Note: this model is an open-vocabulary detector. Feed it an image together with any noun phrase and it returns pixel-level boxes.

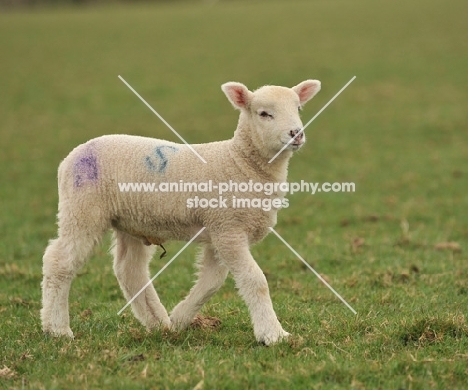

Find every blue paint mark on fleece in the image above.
[145,145,178,173]
[74,151,98,187]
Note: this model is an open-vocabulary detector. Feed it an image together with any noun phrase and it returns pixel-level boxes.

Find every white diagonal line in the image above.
[117,227,206,315]
[268,76,356,164]
[301,76,356,133]
[118,75,207,164]
[269,227,357,315]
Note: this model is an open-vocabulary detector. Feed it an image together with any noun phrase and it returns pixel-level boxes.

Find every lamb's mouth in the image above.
[282,141,304,150]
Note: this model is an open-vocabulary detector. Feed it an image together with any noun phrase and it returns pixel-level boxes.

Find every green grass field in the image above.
[1,0,468,388]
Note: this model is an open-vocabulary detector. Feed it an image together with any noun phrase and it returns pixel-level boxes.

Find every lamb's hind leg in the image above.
[170,244,229,330]
[112,230,170,330]
[41,233,97,338]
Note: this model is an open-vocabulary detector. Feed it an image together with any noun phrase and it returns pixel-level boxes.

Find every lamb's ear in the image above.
[221,82,253,110]
[292,80,321,105]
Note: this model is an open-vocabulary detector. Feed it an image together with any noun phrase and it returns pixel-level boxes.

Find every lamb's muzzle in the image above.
[289,128,304,145]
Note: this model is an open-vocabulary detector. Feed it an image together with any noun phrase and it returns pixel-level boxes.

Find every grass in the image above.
[1,0,468,388]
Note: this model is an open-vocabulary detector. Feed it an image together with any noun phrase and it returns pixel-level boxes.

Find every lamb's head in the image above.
[222,80,321,159]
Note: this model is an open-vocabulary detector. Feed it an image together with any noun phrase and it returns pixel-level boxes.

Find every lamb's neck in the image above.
[228,116,291,183]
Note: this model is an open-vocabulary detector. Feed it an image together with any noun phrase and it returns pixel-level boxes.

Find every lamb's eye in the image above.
[259,111,272,118]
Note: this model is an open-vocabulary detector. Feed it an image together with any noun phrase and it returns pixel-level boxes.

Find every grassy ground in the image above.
[1,0,468,388]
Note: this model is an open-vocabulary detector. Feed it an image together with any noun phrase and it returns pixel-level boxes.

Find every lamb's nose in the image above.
[290,129,303,141]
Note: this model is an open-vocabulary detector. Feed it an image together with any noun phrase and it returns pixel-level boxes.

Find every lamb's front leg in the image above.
[170,244,229,330]
[216,237,290,345]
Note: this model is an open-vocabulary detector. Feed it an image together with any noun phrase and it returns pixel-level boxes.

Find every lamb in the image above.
[41,79,321,345]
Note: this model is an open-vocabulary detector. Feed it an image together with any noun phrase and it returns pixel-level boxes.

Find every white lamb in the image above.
[41,79,321,345]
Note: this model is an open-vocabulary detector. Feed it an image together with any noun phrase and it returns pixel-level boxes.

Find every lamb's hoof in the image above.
[257,329,290,346]
[169,314,193,331]
[146,318,172,332]
[169,320,188,332]
[43,326,74,339]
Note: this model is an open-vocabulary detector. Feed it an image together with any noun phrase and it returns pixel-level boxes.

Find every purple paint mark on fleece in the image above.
[73,150,98,187]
